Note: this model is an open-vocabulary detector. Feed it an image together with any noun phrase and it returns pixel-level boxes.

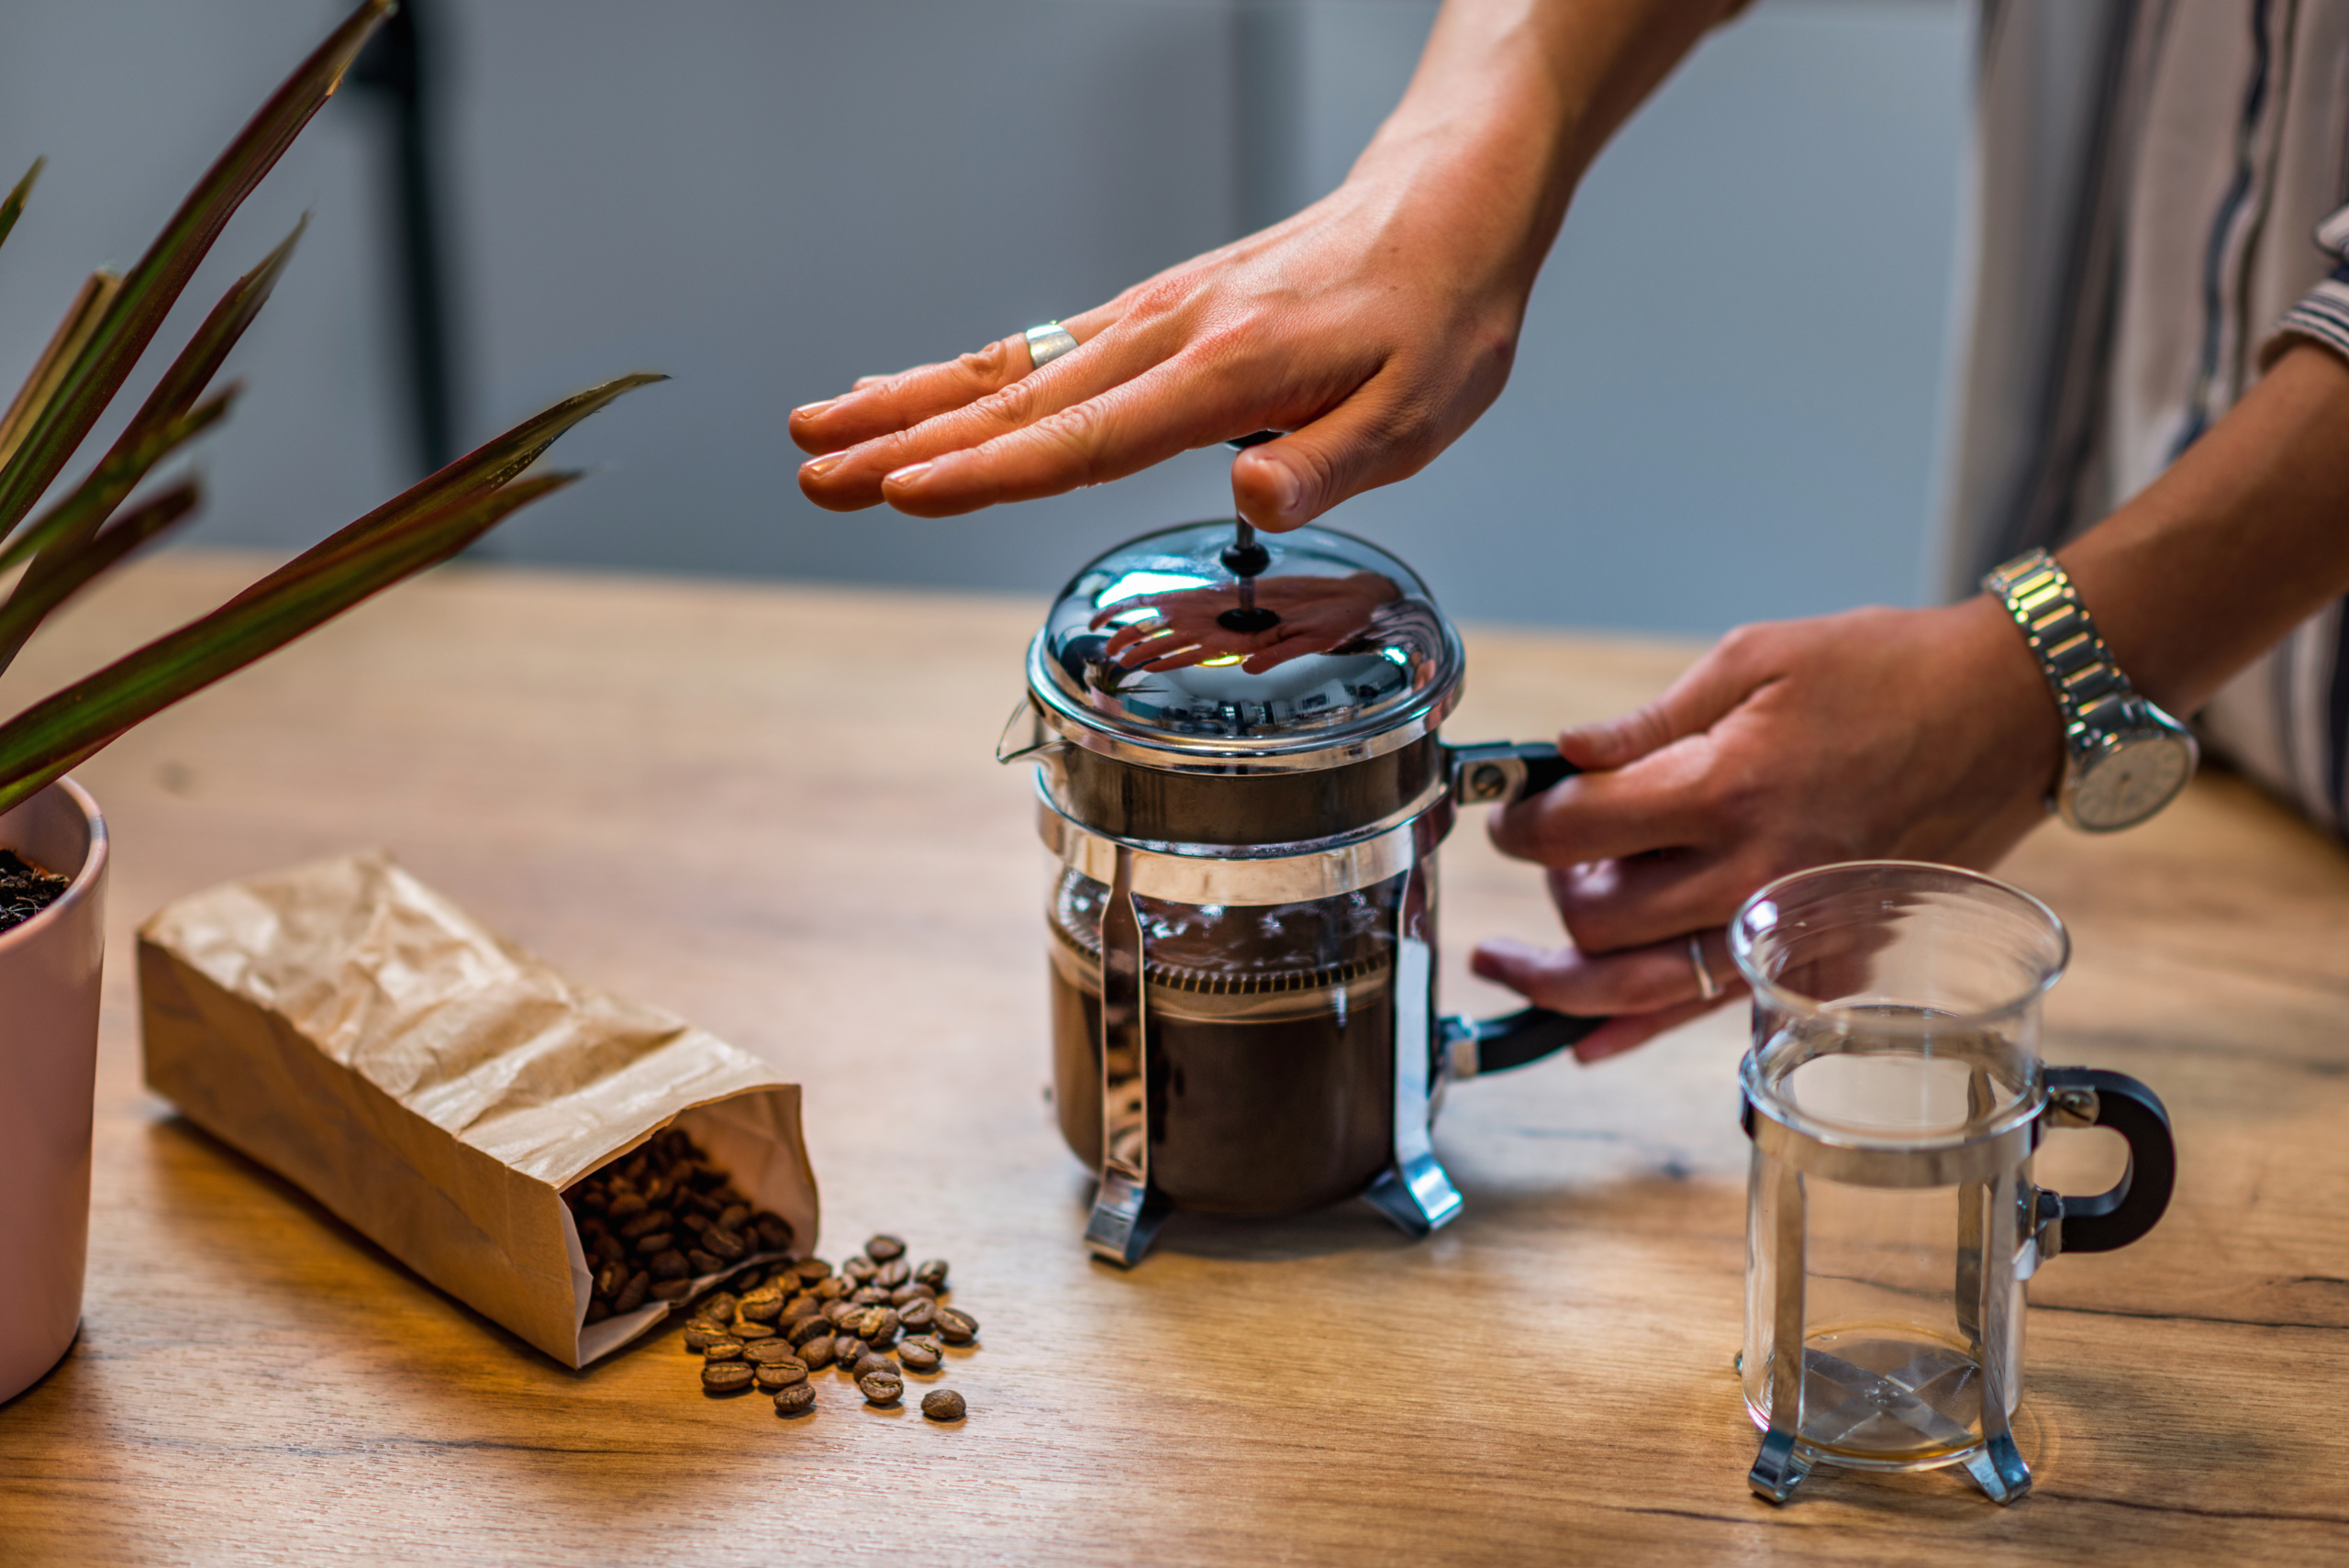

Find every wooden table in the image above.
[3,553,2347,1565]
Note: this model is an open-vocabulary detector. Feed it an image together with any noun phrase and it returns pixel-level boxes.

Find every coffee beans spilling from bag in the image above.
[680,1231,973,1423]
[562,1129,797,1322]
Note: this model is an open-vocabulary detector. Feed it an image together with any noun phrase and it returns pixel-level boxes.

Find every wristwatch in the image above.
[1982,548,2199,833]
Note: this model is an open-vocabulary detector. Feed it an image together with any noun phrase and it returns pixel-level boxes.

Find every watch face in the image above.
[2072,734,2195,829]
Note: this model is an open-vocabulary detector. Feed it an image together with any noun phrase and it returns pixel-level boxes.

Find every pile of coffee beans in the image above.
[682,1231,974,1423]
[562,1129,796,1322]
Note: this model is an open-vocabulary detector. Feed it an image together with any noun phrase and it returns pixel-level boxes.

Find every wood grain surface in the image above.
[1,552,2345,1566]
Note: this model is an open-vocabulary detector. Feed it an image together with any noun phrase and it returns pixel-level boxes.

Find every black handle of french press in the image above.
[1468,1006,1609,1073]
[1513,742,1578,797]
[2042,1066,2176,1254]
[1451,743,1598,1067]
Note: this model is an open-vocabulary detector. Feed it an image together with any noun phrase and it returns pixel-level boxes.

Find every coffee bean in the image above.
[738,1289,785,1323]
[618,1210,667,1240]
[702,1337,745,1362]
[858,1370,904,1406]
[594,1234,626,1266]
[704,1291,740,1323]
[852,1286,892,1307]
[607,1192,647,1219]
[702,1362,755,1395]
[896,1338,942,1373]
[686,1249,724,1275]
[933,1307,977,1345]
[864,1234,907,1262]
[842,1257,876,1284]
[730,1319,778,1342]
[794,1259,833,1284]
[897,1299,937,1334]
[782,1293,816,1320]
[684,1324,734,1351]
[634,1231,674,1256]
[649,1249,689,1281]
[612,1270,650,1313]
[744,1339,804,1367]
[874,1260,911,1290]
[786,1316,832,1347]
[584,1299,611,1325]
[754,1360,809,1393]
[649,1278,693,1301]
[754,1216,795,1251]
[851,1351,896,1381]
[812,1277,848,1301]
[799,1335,837,1370]
[704,1225,748,1262]
[920,1389,966,1422]
[718,1203,751,1231]
[855,1307,901,1349]
[595,1261,627,1298]
[914,1259,950,1290]
[774,1383,817,1417]
[834,1336,868,1364]
[679,1211,711,1236]
[822,1298,859,1326]
[890,1283,937,1307]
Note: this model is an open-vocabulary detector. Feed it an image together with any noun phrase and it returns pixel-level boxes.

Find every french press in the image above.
[998,518,1598,1265]
[1732,861,2175,1504]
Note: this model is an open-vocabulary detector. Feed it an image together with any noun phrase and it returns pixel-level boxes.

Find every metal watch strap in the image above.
[1980,549,2143,752]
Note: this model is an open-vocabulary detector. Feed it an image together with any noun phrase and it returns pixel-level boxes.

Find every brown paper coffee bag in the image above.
[138,850,816,1367]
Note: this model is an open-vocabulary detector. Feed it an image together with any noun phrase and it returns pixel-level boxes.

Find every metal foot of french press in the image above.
[1364,863,1464,1237]
[1085,1169,1167,1267]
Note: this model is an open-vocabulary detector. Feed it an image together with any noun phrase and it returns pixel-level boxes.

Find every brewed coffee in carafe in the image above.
[1047,867,1408,1214]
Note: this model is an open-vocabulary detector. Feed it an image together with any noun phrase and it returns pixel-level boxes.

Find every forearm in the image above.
[2061,342,2349,715]
[1352,0,1751,303]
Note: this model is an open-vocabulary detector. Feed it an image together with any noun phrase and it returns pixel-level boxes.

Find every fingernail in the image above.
[792,398,836,419]
[1267,462,1300,517]
[799,452,847,480]
[885,461,933,487]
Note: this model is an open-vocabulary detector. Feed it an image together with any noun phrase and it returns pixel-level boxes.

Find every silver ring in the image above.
[1024,322,1079,371]
[1689,933,1720,1002]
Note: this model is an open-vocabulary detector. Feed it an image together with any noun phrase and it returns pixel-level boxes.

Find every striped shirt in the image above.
[1940,0,2349,829]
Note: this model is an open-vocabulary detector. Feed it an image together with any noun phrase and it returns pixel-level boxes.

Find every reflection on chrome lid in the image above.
[1035,520,1464,757]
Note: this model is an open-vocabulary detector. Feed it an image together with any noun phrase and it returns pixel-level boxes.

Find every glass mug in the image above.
[1731,862,2175,1505]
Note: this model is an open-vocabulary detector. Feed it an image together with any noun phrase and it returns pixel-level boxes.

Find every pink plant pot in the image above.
[0,777,107,1405]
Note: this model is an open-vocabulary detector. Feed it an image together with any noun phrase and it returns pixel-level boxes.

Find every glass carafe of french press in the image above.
[1000,519,1598,1265]
[1732,861,2176,1504]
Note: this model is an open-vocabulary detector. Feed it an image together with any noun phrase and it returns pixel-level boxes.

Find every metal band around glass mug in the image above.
[1024,322,1079,371]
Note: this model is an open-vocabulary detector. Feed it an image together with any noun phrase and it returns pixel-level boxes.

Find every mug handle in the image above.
[2042,1066,2176,1253]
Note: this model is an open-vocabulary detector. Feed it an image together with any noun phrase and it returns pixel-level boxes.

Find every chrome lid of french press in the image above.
[1027,519,1465,771]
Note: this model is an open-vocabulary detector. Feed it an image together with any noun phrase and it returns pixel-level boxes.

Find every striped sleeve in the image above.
[2261,204,2349,367]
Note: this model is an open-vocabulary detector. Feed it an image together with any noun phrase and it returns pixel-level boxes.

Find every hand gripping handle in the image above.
[2043,1066,2176,1253]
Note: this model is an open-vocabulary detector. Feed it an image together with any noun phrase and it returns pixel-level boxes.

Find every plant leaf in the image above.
[0,387,234,578]
[4,221,304,626]
[0,481,200,675]
[0,470,576,815]
[0,271,121,473]
[0,0,392,550]
[0,159,42,260]
[220,371,663,604]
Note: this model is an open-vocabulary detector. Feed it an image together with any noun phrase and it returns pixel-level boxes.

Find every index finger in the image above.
[789,334,1034,456]
[1487,736,1721,867]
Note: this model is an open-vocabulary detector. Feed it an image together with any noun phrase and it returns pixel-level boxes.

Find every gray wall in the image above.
[0,0,1970,635]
